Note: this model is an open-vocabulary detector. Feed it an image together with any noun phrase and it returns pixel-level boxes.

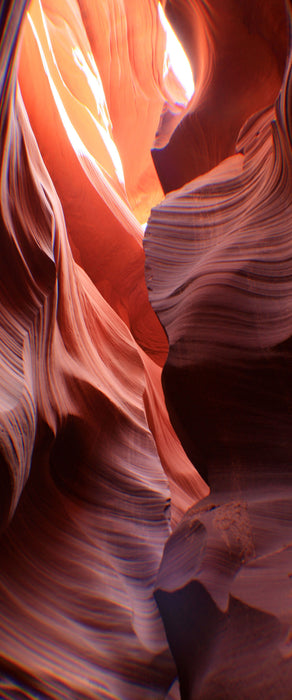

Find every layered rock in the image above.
[1,0,292,697]
[153,0,288,192]
[0,1,204,698]
[145,1,292,697]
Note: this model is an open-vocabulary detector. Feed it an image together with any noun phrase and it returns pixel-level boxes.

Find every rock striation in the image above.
[145,1,292,697]
[1,0,292,698]
[0,1,204,698]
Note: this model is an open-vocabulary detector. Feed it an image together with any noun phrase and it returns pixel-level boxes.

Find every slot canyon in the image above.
[0,1,291,698]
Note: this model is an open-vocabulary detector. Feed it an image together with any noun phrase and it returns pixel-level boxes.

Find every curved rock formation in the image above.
[145,1,292,697]
[0,1,205,698]
[153,0,288,192]
[1,0,292,697]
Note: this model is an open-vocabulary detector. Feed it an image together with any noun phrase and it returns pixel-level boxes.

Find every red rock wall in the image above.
[145,1,292,698]
[0,0,291,698]
[0,1,205,697]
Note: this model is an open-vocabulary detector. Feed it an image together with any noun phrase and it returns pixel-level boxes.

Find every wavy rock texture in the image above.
[1,0,292,699]
[145,1,292,698]
[153,0,288,191]
[0,1,205,698]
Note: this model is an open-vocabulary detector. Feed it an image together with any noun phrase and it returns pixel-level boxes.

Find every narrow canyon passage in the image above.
[0,1,291,699]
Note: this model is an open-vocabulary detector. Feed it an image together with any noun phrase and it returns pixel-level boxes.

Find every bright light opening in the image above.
[158,2,195,105]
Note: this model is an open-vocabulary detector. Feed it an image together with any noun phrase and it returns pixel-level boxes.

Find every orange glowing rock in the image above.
[0,0,291,698]
[0,1,204,697]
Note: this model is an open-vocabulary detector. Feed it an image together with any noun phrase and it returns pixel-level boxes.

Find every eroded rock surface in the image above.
[145,1,292,697]
[0,1,204,697]
[0,0,291,698]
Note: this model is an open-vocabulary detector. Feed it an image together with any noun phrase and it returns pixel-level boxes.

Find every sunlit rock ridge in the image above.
[0,1,291,699]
